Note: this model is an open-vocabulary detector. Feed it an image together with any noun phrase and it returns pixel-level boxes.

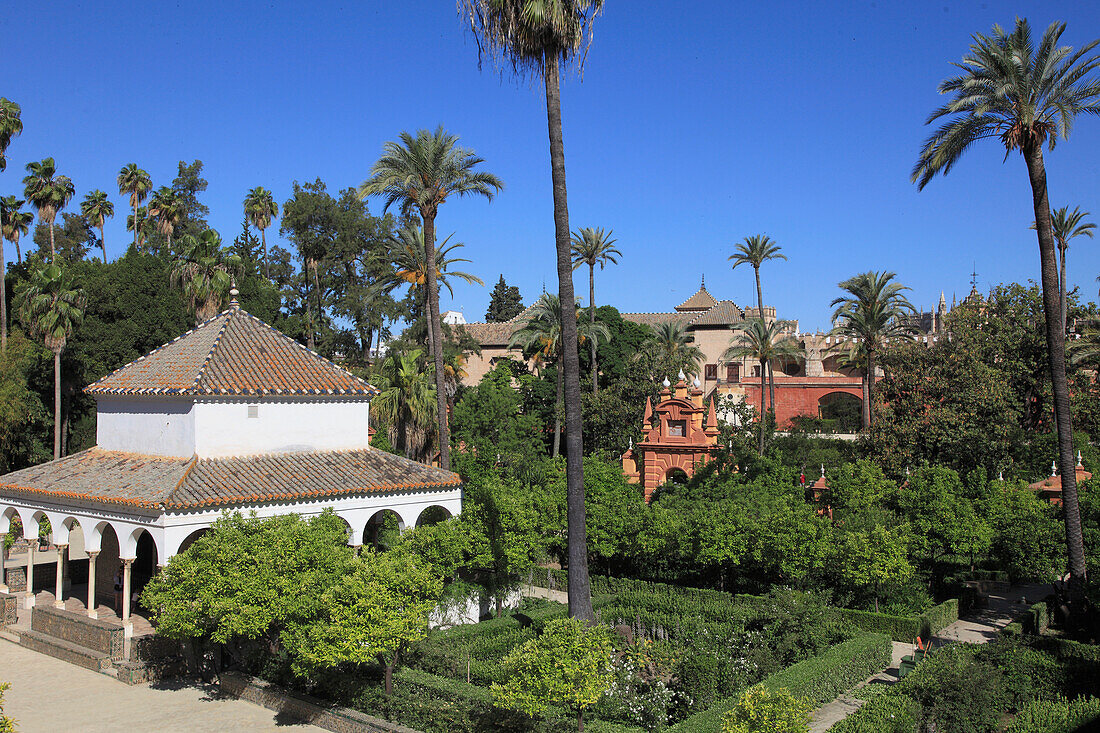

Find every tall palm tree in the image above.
[80,190,114,263]
[169,229,241,324]
[461,0,604,622]
[0,98,22,173]
[1,195,31,264]
[912,19,1100,595]
[1,197,28,352]
[723,318,802,454]
[147,186,183,253]
[829,271,915,429]
[570,226,620,394]
[372,349,437,462]
[117,164,152,251]
[729,234,787,413]
[126,206,150,251]
[1031,206,1095,333]
[358,126,502,472]
[17,263,85,459]
[22,158,75,261]
[510,293,609,458]
[387,224,484,353]
[640,320,704,379]
[243,186,278,279]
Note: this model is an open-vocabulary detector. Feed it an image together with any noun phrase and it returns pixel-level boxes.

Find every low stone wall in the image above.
[5,567,26,593]
[116,635,186,685]
[219,672,420,733]
[31,605,124,660]
[1,592,16,626]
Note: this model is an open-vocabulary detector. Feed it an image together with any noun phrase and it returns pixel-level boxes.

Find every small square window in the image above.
[668,420,686,437]
[705,364,717,380]
[247,404,259,419]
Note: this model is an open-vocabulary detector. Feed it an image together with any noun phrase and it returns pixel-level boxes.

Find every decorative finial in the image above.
[662,376,671,388]
[1052,460,1058,477]
[229,282,240,308]
[1078,450,1083,466]
[905,466,910,477]
[998,470,1003,481]
[820,464,825,478]
[628,437,633,450]
[693,376,701,388]
[701,273,706,290]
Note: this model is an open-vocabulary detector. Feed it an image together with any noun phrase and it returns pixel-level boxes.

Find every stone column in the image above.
[86,551,99,618]
[54,544,67,609]
[24,544,35,609]
[121,558,134,638]
[0,534,7,594]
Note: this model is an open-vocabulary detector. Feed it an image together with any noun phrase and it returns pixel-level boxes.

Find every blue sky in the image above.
[4,1,1100,331]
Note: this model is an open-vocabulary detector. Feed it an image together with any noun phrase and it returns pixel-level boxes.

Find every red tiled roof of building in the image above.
[85,306,378,397]
[0,447,460,510]
[675,285,719,312]
[689,300,745,327]
[457,306,536,347]
[620,312,695,327]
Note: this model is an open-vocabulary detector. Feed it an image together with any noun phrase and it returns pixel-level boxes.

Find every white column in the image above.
[121,558,134,638]
[24,544,35,609]
[54,544,67,609]
[86,551,99,618]
[0,534,7,594]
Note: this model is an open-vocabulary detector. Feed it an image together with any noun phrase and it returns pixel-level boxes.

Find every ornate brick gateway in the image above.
[621,374,720,501]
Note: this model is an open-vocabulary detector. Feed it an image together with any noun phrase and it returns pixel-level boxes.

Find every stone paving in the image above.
[0,639,320,732]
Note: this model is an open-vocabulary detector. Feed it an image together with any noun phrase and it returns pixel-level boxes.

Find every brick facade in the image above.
[741,377,863,428]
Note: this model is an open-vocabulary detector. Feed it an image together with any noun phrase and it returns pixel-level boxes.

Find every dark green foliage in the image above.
[762,633,892,705]
[1006,696,1100,733]
[485,275,524,322]
[452,360,544,462]
[31,213,94,264]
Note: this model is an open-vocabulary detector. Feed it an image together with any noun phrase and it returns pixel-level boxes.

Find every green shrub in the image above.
[903,645,1005,733]
[921,598,959,635]
[826,607,923,642]
[830,694,920,733]
[720,684,811,733]
[1020,602,1050,635]
[1005,696,1100,733]
[762,633,892,705]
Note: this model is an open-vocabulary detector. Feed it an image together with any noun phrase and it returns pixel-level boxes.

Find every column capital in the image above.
[86,550,100,558]
[120,557,135,566]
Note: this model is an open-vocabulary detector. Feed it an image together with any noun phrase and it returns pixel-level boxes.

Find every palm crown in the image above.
[722,318,802,366]
[17,263,86,353]
[0,98,23,172]
[460,0,604,73]
[244,186,279,278]
[509,292,609,364]
[570,227,620,270]
[371,349,437,462]
[117,163,152,251]
[170,229,242,324]
[80,190,115,263]
[148,186,183,252]
[1,196,32,263]
[23,157,75,260]
[642,320,704,379]
[1048,206,1096,253]
[388,225,484,297]
[829,271,915,348]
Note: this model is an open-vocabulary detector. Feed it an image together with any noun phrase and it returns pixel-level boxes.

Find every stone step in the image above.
[19,629,112,673]
[0,628,20,644]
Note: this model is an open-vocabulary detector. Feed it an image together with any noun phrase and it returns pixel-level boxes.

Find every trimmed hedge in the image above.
[921,598,958,636]
[830,694,920,733]
[1006,696,1100,733]
[827,607,923,642]
[1021,601,1050,636]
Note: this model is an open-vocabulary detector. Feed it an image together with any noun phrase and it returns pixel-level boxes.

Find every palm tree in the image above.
[127,206,150,251]
[510,293,609,458]
[117,164,152,252]
[147,186,183,253]
[22,158,75,261]
[0,98,22,173]
[723,318,802,454]
[912,19,1100,596]
[371,349,437,462]
[1,195,31,264]
[1031,207,1095,333]
[640,320,704,379]
[358,126,502,473]
[243,186,278,279]
[460,0,604,622]
[1068,319,1100,368]
[729,234,787,413]
[17,263,85,459]
[829,271,915,429]
[80,190,114,263]
[570,226,620,394]
[169,229,241,324]
[386,224,484,353]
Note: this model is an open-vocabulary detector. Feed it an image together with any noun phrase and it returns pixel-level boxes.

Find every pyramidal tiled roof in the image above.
[0,448,460,510]
[675,285,719,312]
[690,300,745,326]
[85,305,378,397]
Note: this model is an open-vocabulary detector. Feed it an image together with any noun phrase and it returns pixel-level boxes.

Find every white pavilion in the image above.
[0,295,462,636]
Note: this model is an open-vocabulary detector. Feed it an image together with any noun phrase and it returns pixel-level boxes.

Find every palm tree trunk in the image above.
[754,267,775,412]
[1,237,6,354]
[53,348,62,459]
[1024,144,1086,594]
[100,223,107,263]
[861,371,870,430]
[1059,244,1067,334]
[133,201,139,251]
[262,227,270,280]
[589,263,597,394]
[15,235,21,264]
[553,364,563,458]
[544,50,593,622]
[865,350,876,429]
[422,213,451,472]
[49,218,56,261]
[758,358,766,454]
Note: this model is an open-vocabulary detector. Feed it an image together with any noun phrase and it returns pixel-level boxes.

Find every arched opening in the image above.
[131,531,158,616]
[96,524,121,613]
[61,518,88,604]
[176,528,209,556]
[780,359,803,376]
[819,392,862,433]
[416,506,452,528]
[363,509,404,550]
[664,468,689,485]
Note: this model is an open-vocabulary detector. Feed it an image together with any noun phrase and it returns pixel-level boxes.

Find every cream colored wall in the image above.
[464,346,536,385]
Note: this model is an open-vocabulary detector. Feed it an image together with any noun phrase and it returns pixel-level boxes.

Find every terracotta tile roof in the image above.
[85,306,378,397]
[690,300,745,327]
[621,312,695,328]
[0,448,461,510]
[675,286,719,312]
[459,306,535,347]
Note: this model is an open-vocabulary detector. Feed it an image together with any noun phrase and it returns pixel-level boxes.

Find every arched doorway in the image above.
[132,531,158,614]
[363,510,404,550]
[664,468,689,485]
[96,524,121,613]
[818,392,862,432]
[416,506,451,528]
[176,528,209,556]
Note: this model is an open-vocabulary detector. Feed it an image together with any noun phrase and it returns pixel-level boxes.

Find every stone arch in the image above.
[131,530,160,612]
[363,509,405,549]
[60,517,88,556]
[415,506,452,528]
[0,505,24,535]
[333,515,356,546]
[94,524,121,612]
[664,467,690,485]
[29,510,50,545]
[175,528,209,556]
[818,391,862,432]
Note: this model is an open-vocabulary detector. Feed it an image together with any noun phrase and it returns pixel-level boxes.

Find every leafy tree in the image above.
[888,466,991,569]
[169,229,241,324]
[285,549,442,694]
[147,186,183,254]
[0,97,22,172]
[485,274,524,322]
[371,349,436,461]
[1,195,31,265]
[912,18,1100,598]
[730,234,787,411]
[22,157,75,261]
[833,525,912,612]
[460,0,605,622]
[571,226,620,394]
[170,160,210,239]
[117,163,152,251]
[1031,206,1094,332]
[281,178,337,350]
[988,483,1065,583]
[723,318,802,453]
[243,186,278,279]
[79,190,114,263]
[359,127,502,473]
[640,320,703,382]
[492,617,615,731]
[451,359,543,462]
[16,263,84,459]
[592,305,651,387]
[829,271,915,429]
[31,212,95,264]
[722,683,811,733]
[0,335,50,472]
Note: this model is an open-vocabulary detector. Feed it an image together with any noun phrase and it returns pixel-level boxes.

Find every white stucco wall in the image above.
[95,397,196,457]
[193,397,371,458]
